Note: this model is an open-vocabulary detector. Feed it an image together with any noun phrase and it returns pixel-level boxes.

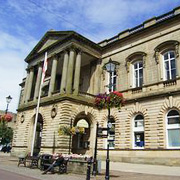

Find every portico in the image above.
[20,32,101,105]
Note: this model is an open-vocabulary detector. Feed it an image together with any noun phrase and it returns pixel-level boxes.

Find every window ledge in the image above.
[132,87,142,94]
[163,79,177,87]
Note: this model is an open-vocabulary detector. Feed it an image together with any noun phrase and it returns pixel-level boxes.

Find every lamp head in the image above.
[103,58,119,73]
[6,95,12,104]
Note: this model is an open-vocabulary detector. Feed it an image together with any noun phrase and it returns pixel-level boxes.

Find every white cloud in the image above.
[0,31,37,113]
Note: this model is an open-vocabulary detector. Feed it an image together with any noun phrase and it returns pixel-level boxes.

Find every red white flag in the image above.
[41,52,48,84]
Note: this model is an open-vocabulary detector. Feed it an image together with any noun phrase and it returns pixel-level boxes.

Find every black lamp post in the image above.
[103,58,119,180]
[5,95,12,114]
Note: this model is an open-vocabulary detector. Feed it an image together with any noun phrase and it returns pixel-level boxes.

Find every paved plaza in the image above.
[0,153,180,180]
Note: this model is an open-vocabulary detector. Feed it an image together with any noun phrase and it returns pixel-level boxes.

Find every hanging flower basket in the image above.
[95,91,125,110]
[58,125,85,136]
[0,114,13,122]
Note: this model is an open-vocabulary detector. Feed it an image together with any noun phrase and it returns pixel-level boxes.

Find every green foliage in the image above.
[0,121,13,145]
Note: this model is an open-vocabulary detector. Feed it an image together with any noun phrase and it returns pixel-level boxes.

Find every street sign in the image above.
[97,127,108,138]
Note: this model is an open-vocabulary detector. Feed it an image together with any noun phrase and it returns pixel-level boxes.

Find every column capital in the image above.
[63,49,69,54]
[28,66,34,71]
[37,61,43,67]
[69,45,77,52]
[51,53,59,60]
[76,48,83,55]
[26,67,30,73]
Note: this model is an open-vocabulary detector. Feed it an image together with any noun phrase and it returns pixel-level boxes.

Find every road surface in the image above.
[0,169,40,180]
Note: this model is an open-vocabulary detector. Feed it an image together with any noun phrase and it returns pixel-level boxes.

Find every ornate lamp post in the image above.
[103,58,119,180]
[5,95,12,114]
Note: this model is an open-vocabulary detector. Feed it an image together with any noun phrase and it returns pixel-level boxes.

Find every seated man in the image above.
[42,153,64,174]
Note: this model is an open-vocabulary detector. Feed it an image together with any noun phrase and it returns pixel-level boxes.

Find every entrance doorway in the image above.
[72,119,90,154]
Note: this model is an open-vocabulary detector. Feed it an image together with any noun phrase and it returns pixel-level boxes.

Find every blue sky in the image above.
[0,0,180,113]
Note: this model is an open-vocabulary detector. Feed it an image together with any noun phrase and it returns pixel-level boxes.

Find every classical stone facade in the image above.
[12,6,180,165]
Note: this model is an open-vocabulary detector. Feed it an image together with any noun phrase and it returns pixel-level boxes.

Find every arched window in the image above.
[166,110,180,148]
[125,52,146,88]
[154,40,179,81]
[133,114,144,148]
[163,51,176,80]
[133,61,143,87]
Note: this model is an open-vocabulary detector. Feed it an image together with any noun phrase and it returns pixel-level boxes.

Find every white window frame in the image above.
[133,61,143,88]
[163,51,176,80]
[166,110,180,149]
[133,114,144,149]
[107,71,117,93]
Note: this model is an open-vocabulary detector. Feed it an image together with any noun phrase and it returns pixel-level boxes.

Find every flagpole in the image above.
[30,52,47,156]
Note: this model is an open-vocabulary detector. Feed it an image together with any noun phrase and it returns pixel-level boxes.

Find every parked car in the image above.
[0,143,11,153]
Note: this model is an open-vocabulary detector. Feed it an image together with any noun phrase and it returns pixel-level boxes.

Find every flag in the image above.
[41,52,48,84]
[31,52,47,156]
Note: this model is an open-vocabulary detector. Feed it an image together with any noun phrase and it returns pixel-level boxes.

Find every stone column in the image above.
[60,50,69,94]
[48,54,58,97]
[73,50,82,95]
[25,66,34,102]
[33,62,43,101]
[22,69,30,103]
[66,48,75,94]
[94,60,101,95]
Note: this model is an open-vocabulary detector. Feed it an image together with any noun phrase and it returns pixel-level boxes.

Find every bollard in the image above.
[86,158,92,180]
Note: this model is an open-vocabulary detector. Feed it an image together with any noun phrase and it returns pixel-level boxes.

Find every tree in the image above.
[0,114,13,145]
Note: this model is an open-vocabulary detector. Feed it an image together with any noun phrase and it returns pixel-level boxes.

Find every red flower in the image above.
[0,114,13,122]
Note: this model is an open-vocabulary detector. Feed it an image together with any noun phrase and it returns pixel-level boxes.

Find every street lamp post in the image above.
[103,58,119,180]
[5,95,12,114]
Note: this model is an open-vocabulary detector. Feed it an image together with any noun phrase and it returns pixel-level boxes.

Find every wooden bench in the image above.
[18,154,40,168]
[40,154,68,174]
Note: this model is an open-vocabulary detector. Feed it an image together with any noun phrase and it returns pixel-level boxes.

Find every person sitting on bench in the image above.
[42,153,64,174]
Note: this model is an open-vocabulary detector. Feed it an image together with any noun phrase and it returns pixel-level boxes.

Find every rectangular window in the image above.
[163,51,176,80]
[133,61,143,88]
[107,72,117,92]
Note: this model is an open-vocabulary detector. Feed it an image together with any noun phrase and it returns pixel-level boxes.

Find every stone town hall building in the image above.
[12,7,180,166]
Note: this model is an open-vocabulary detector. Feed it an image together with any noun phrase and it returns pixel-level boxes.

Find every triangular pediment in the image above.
[38,34,67,52]
[25,31,75,62]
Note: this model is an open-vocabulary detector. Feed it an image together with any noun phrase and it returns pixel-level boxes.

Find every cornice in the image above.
[25,32,102,63]
[17,94,95,112]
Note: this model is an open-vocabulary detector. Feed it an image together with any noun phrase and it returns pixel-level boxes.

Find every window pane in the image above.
[136,78,138,87]
[164,53,168,60]
[134,132,144,147]
[168,110,179,116]
[165,61,169,70]
[135,115,144,120]
[139,77,143,87]
[170,51,175,58]
[166,70,170,80]
[171,59,176,69]
[171,69,176,79]
[139,62,143,68]
[109,141,115,148]
[135,120,144,127]
[139,69,143,78]
[168,117,180,124]
[168,129,180,147]
[134,63,138,69]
